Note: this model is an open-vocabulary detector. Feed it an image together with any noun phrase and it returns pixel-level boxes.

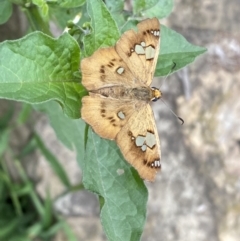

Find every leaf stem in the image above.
[22,4,52,35]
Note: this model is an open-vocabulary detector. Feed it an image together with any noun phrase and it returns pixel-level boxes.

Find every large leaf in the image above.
[105,0,126,27]
[0,32,85,119]
[83,129,148,241]
[105,0,124,13]
[83,0,120,57]
[81,0,149,240]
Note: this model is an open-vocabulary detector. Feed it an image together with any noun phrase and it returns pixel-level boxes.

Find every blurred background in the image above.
[0,0,239,240]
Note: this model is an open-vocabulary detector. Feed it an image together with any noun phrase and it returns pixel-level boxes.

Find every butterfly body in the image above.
[81,18,161,181]
[91,86,161,102]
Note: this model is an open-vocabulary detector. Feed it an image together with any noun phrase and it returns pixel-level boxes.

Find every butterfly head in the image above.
[151,87,162,102]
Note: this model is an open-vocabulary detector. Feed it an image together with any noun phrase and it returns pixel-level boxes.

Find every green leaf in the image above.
[133,0,173,18]
[0,32,85,119]
[57,0,86,8]
[105,0,124,12]
[156,25,207,76]
[83,129,148,241]
[105,0,126,27]
[41,191,54,229]
[120,19,139,33]
[0,0,12,24]
[141,0,173,18]
[83,0,120,57]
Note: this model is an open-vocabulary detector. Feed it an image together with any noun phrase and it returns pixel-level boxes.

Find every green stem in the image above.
[22,4,52,35]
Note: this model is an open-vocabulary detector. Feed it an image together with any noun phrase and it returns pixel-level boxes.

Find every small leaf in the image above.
[133,0,173,18]
[156,25,207,76]
[0,0,12,24]
[120,19,139,33]
[105,0,124,12]
[141,0,173,18]
[105,0,125,27]
[34,133,71,188]
[0,32,85,119]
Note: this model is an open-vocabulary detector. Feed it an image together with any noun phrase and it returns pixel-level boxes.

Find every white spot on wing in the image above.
[135,136,145,147]
[141,144,147,152]
[117,67,124,74]
[150,160,161,168]
[117,111,125,120]
[145,131,156,148]
[145,46,155,60]
[135,44,145,54]
[154,160,160,167]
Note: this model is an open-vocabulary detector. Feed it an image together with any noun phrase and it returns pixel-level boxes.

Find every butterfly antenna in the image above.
[160,62,177,89]
[160,98,184,125]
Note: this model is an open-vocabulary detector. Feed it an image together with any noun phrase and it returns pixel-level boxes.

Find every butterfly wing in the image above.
[115,18,160,86]
[81,94,137,139]
[81,47,141,91]
[116,104,161,182]
[82,95,161,181]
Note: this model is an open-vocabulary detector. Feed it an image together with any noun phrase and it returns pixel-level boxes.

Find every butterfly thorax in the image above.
[91,86,162,102]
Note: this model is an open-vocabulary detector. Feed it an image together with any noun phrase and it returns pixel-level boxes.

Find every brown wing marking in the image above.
[81,47,140,91]
[81,94,137,140]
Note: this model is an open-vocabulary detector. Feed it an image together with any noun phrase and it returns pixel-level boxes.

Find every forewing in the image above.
[115,18,160,86]
[81,47,140,91]
[81,94,137,140]
[116,104,161,181]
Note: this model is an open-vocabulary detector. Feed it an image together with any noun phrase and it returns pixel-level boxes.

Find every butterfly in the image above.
[81,18,161,181]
